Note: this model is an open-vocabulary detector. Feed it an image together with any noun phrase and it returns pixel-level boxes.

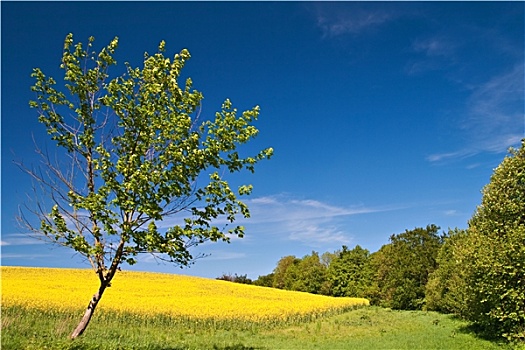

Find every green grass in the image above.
[1,305,514,350]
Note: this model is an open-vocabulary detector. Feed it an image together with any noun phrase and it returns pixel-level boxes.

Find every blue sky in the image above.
[2,2,524,279]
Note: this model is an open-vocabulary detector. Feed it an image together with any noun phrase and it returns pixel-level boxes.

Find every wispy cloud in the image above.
[465,64,524,135]
[1,253,52,259]
[202,251,247,261]
[406,36,458,75]
[310,3,402,37]
[242,195,400,247]
[1,233,46,246]
[412,36,457,58]
[428,64,524,163]
[155,194,402,247]
[246,196,380,223]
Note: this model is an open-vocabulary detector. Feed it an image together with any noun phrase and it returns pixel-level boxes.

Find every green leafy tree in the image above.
[272,255,298,289]
[425,228,470,315]
[367,246,391,306]
[376,225,443,310]
[460,141,525,340]
[288,251,328,294]
[327,245,374,298]
[21,34,272,339]
[253,273,274,287]
[216,273,252,284]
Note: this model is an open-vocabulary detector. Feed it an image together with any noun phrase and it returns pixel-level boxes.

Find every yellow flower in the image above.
[1,266,368,324]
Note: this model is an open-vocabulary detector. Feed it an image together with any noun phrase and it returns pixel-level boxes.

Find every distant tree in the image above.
[272,256,297,289]
[288,251,327,294]
[321,250,339,268]
[216,273,252,284]
[367,247,389,306]
[377,225,443,310]
[425,228,470,315]
[253,273,274,287]
[20,34,272,339]
[459,141,525,341]
[327,245,374,298]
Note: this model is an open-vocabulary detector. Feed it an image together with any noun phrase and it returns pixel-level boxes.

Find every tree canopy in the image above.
[462,141,525,340]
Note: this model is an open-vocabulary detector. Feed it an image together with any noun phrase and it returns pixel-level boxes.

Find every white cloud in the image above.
[310,3,401,37]
[1,253,52,259]
[242,195,398,247]
[203,251,247,261]
[406,36,458,75]
[428,64,524,163]
[158,195,403,248]
[287,222,350,246]
[1,233,46,246]
[465,65,524,135]
[412,37,456,58]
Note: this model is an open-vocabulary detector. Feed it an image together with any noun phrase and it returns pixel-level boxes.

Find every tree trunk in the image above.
[70,283,107,339]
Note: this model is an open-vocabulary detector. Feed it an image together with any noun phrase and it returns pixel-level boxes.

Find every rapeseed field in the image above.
[1,266,368,326]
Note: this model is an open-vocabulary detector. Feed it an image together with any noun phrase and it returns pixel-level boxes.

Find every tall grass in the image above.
[2,305,512,350]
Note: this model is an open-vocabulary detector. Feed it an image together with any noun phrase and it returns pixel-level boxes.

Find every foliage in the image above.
[459,141,525,341]
[216,273,253,284]
[268,252,329,294]
[374,225,443,310]
[23,33,272,337]
[272,256,299,289]
[287,252,328,294]
[425,228,470,316]
[327,245,374,298]
[253,273,274,287]
[369,244,394,306]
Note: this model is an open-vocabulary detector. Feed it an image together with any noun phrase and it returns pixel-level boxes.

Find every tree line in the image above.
[220,141,525,342]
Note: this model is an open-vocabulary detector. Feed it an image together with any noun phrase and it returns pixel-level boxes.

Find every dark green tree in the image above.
[272,256,298,289]
[21,34,272,338]
[367,246,391,306]
[253,273,274,287]
[377,225,443,310]
[216,273,252,284]
[288,251,327,294]
[327,245,374,298]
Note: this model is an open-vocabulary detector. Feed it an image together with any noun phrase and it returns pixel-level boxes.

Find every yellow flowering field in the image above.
[1,266,368,324]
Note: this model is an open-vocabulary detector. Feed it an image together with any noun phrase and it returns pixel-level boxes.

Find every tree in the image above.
[253,273,274,287]
[376,225,443,310]
[425,228,470,315]
[459,141,525,340]
[21,34,272,338]
[216,273,252,284]
[288,251,328,294]
[327,245,374,298]
[272,255,298,289]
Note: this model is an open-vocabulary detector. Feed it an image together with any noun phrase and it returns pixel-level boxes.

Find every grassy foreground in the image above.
[1,306,511,349]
